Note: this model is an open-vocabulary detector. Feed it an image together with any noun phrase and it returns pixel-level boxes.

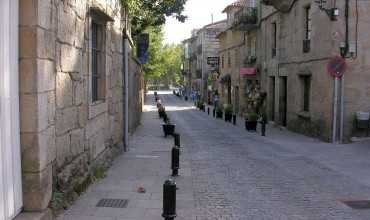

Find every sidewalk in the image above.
[57,101,195,220]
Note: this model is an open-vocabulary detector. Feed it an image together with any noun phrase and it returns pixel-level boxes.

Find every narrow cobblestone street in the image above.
[59,91,370,220]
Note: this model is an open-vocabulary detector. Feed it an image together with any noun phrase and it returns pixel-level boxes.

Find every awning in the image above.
[219,74,231,84]
[240,68,257,76]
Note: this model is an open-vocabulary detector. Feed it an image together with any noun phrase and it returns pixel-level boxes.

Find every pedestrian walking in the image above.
[213,92,219,108]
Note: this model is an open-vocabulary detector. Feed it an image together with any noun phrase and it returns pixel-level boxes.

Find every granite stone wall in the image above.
[19,0,142,218]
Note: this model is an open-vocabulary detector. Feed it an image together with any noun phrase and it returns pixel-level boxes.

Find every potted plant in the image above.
[162,119,175,137]
[244,112,258,131]
[158,105,166,118]
[216,106,223,119]
[224,104,233,122]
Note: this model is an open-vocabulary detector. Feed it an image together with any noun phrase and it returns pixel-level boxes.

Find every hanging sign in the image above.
[207,57,219,66]
[327,56,347,78]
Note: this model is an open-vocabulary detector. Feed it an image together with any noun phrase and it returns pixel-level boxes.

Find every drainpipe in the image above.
[339,0,350,143]
[123,36,129,151]
[332,78,338,143]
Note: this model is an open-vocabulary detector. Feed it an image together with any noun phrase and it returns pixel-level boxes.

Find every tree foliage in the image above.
[122,0,187,35]
[143,26,183,86]
[143,26,166,78]
[161,44,183,84]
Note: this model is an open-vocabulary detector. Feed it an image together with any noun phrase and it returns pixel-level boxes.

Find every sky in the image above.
[164,0,234,45]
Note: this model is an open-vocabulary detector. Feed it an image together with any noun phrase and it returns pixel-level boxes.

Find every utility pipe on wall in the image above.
[339,0,350,143]
[123,37,129,151]
[340,75,345,143]
[332,78,338,143]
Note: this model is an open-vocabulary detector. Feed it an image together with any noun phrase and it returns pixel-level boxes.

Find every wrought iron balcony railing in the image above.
[233,7,258,30]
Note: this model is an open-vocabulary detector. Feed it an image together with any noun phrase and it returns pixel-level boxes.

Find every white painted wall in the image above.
[0,0,23,219]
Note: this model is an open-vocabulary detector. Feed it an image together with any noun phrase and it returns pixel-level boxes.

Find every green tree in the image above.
[143,26,166,79]
[142,27,183,89]
[161,44,183,85]
[122,0,187,35]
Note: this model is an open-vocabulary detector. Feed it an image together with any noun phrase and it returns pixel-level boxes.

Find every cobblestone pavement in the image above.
[161,92,370,220]
[57,92,196,220]
[58,91,370,220]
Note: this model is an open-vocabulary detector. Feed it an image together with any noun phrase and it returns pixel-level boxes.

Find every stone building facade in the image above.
[259,0,370,142]
[196,21,227,102]
[182,35,197,96]
[183,22,226,102]
[0,0,143,219]
[217,1,246,114]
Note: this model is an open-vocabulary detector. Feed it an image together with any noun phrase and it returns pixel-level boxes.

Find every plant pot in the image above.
[158,110,165,118]
[216,111,223,119]
[224,113,232,122]
[245,120,257,131]
[162,124,175,137]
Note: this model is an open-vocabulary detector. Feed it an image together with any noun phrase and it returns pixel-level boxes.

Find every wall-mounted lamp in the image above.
[314,0,339,21]
[340,42,357,59]
[339,42,348,58]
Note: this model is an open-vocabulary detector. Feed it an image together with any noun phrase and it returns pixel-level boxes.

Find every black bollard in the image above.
[162,179,177,220]
[171,147,180,176]
[213,108,216,117]
[207,107,210,115]
[233,115,236,125]
[261,120,266,136]
[173,133,180,147]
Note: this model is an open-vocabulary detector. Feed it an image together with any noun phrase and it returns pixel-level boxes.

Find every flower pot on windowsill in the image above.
[162,123,175,137]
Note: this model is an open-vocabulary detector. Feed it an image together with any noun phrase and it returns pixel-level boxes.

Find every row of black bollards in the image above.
[162,179,177,220]
[205,104,267,136]
[154,92,179,220]
[162,133,181,220]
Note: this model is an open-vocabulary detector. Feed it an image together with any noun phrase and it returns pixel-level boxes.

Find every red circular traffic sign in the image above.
[327,56,347,78]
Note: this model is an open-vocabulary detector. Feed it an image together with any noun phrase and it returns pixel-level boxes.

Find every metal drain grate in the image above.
[342,200,370,209]
[96,199,128,208]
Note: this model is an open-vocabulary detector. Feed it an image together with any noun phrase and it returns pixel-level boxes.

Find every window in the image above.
[300,75,311,112]
[227,51,231,67]
[250,37,256,57]
[272,22,277,57]
[305,6,312,40]
[303,5,312,53]
[91,21,106,102]
[235,49,240,67]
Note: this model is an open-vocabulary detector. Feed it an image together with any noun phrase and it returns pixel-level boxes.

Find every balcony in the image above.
[197,44,202,54]
[261,0,295,13]
[233,7,258,31]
